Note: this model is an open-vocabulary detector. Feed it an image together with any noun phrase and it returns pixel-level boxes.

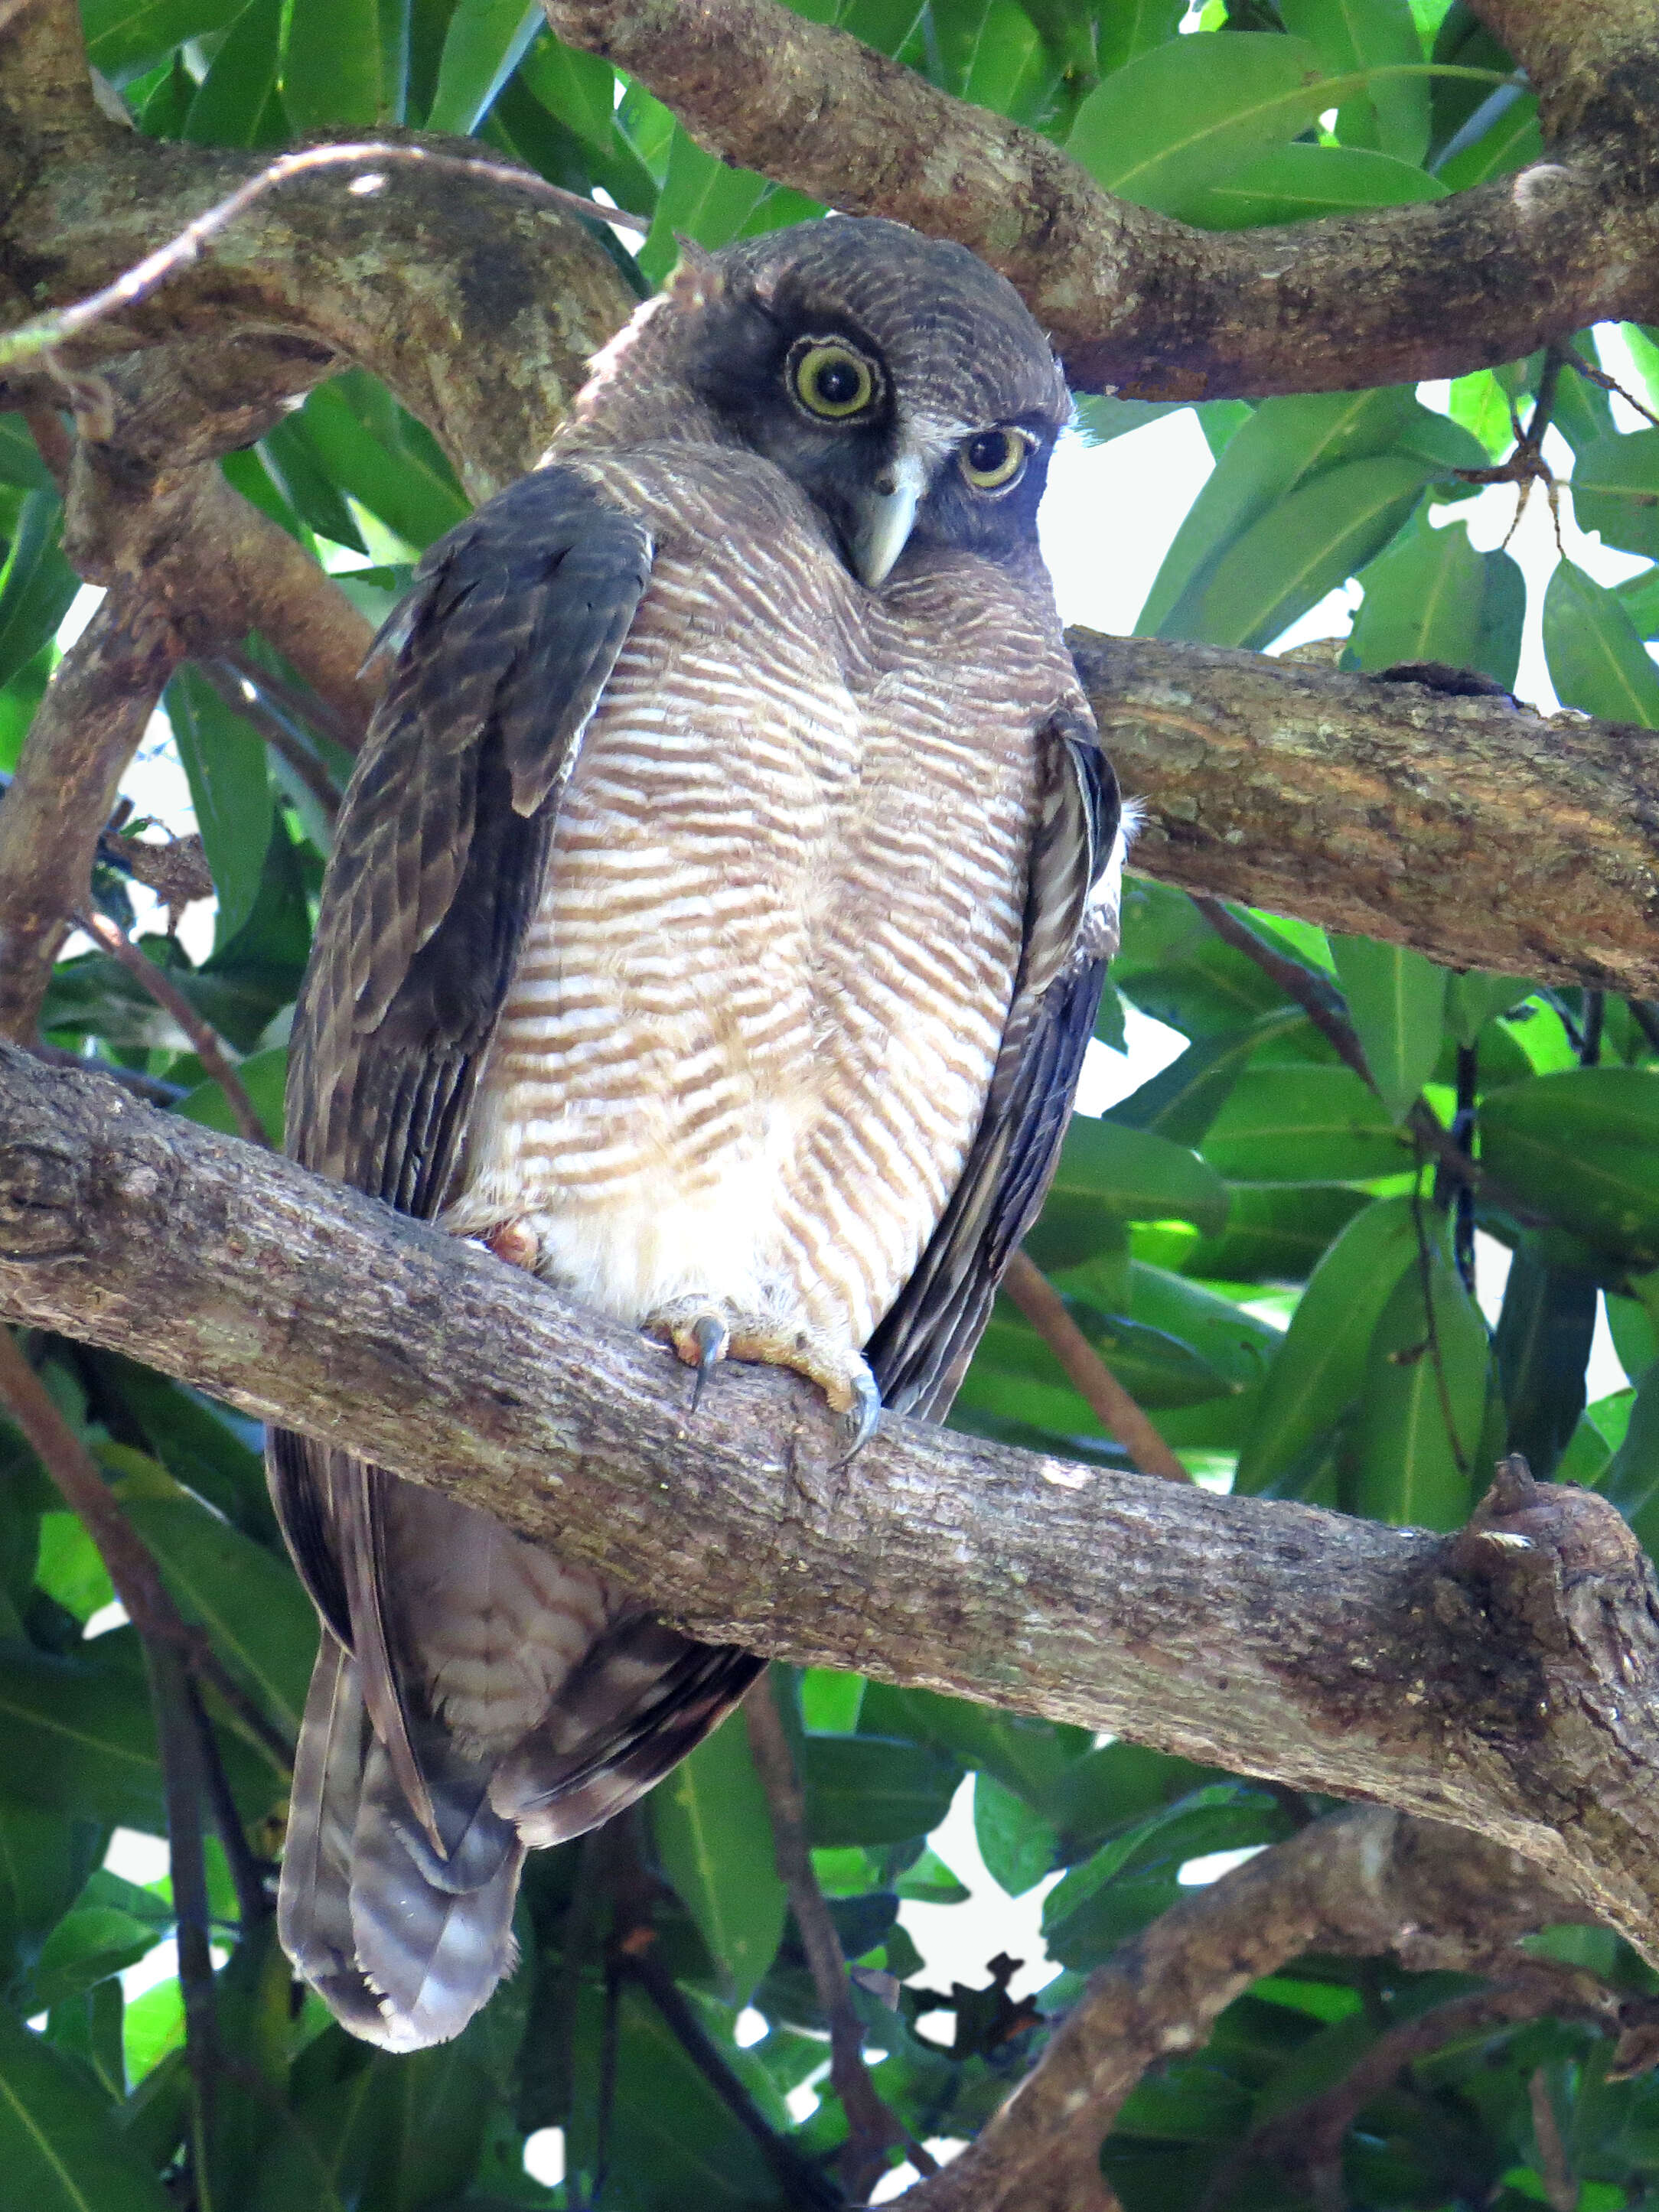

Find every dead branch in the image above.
[1002,1252,1191,1483]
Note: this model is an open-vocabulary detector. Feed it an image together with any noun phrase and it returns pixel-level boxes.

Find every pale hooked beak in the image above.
[852,448,929,588]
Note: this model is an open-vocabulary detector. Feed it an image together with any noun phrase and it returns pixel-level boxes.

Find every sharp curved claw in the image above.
[686,1314,728,1415]
[836,1367,882,1461]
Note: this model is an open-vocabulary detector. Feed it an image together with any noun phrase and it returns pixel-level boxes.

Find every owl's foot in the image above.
[644,1300,882,1455]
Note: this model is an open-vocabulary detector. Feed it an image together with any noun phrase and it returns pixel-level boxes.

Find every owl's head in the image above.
[575,217,1070,588]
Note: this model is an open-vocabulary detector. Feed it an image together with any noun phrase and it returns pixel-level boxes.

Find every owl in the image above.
[269,217,1125,2051]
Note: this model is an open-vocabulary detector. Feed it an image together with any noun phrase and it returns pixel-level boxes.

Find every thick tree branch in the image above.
[0,589,183,1041]
[901,1806,1579,2212]
[542,0,1659,399]
[1076,636,1659,997]
[6,1049,1659,1965]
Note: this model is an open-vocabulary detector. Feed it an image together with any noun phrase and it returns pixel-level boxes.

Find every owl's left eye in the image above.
[960,428,1032,491]
[790,340,879,420]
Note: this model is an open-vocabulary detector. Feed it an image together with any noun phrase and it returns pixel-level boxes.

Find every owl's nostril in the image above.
[872,469,898,496]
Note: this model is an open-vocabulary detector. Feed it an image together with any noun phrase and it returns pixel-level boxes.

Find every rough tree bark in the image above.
[6,1047,1659,1969]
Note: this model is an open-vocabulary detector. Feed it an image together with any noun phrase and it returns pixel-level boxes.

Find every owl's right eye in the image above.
[790,341,878,420]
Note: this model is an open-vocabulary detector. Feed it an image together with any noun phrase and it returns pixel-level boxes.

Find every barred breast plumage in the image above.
[269,216,1123,2052]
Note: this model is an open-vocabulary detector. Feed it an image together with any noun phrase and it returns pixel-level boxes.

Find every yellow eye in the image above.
[792,341,878,419]
[960,428,1030,490]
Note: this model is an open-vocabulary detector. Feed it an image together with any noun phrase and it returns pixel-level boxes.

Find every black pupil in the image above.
[970,432,1011,476]
[815,357,862,406]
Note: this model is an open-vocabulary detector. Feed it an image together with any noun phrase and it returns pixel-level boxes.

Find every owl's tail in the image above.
[278,1634,524,2053]
[279,1604,763,2050]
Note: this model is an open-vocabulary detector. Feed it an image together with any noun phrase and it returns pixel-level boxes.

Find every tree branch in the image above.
[541,0,1659,400]
[1077,637,1659,998]
[1002,1252,1191,1484]
[6,1048,1659,1962]
[900,1806,1579,2212]
[745,1673,925,2201]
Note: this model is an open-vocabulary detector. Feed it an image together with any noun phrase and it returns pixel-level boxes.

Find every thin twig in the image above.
[75,907,269,1146]
[146,1637,218,2197]
[190,1673,273,1933]
[1529,2067,1580,2212]
[746,1671,931,2202]
[220,644,360,757]
[0,141,647,373]
[0,1327,293,1771]
[1002,1251,1191,1484]
[1191,898,1372,1084]
[1630,1000,1659,1054]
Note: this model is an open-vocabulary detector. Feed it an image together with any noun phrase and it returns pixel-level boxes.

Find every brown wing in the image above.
[865,709,1120,1419]
[269,467,653,1831]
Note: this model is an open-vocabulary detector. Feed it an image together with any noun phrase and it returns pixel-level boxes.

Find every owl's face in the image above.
[587,219,1071,588]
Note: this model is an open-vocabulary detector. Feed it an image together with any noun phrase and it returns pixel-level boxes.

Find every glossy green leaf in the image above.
[1188,452,1431,650]
[81,0,243,80]
[1617,564,1659,642]
[18,1906,161,2014]
[120,1489,315,1740]
[425,0,539,132]
[0,1808,107,1995]
[1067,35,1330,214]
[1353,1223,1488,1529]
[1443,966,1530,1047]
[1201,1065,1409,1184]
[857,1683,1089,1819]
[1542,559,1659,729]
[514,28,618,145]
[653,1708,787,2002]
[973,1773,1057,1897]
[298,376,469,552]
[1329,934,1446,1121]
[1571,430,1659,561]
[1480,1069,1659,1264]
[802,1735,962,1848]
[281,0,382,129]
[166,667,274,947]
[1345,510,1522,688]
[1493,1238,1596,1481]
[1110,1008,1307,1148]
[1599,1357,1659,1557]
[0,494,78,693]
[1096,0,1185,77]
[176,1042,287,1145]
[1042,1786,1286,1970]
[182,0,287,145]
[640,126,771,285]
[1235,1194,1420,1494]
[0,1634,165,1830]
[1436,83,1541,187]
[1185,1182,1370,1282]
[1045,1117,1230,1237]
[0,417,54,491]
[0,2004,171,2211]
[1279,0,1429,161]
[1127,1262,1282,1393]
[1140,388,1451,639]
[1178,141,1443,227]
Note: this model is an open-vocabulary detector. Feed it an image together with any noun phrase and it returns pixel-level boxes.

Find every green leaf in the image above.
[0,2005,171,2211]
[1185,1182,1371,1282]
[652,1707,787,2003]
[0,418,54,491]
[1542,559,1659,729]
[1109,1007,1308,1148]
[1344,509,1521,687]
[1353,1223,1488,1529]
[119,1488,315,1741]
[1139,387,1424,637]
[1329,934,1446,1121]
[1201,1065,1409,1184]
[1067,34,1331,214]
[0,1634,165,1830]
[973,1773,1057,1896]
[1616,564,1659,642]
[183,0,288,145]
[1187,452,1432,650]
[1179,141,1442,228]
[1127,1263,1283,1393]
[1234,1194,1421,1494]
[640,127,770,286]
[1436,84,1540,187]
[1570,430,1659,562]
[298,376,470,552]
[513,28,618,145]
[1279,0,1428,162]
[856,1683,1089,1819]
[1599,1357,1659,1557]
[1444,967,1530,1048]
[803,1735,962,1848]
[1042,1118,1231,1240]
[17,1906,161,2014]
[0,494,78,692]
[1480,1069,1659,1266]
[1096,0,1185,76]
[425,0,540,132]
[1493,1239,1596,1481]
[176,1041,287,1145]
[1042,1785,1285,1969]
[0,1808,107,1995]
[166,667,274,947]
[281,0,383,128]
[80,0,243,81]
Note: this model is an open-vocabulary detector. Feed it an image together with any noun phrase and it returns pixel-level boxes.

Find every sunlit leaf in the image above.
[1328,934,1446,1122]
